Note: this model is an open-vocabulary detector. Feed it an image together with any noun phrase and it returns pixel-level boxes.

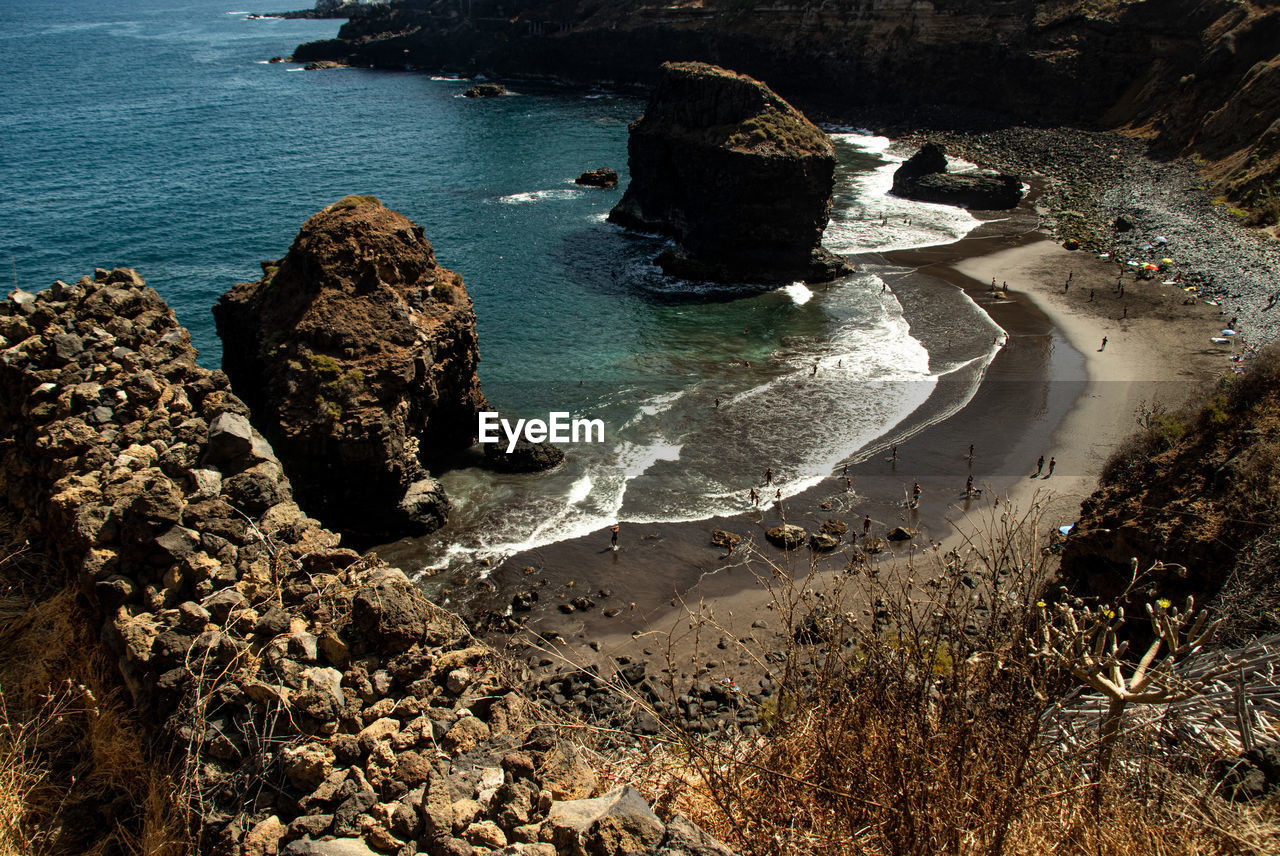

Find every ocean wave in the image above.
[497,188,585,204]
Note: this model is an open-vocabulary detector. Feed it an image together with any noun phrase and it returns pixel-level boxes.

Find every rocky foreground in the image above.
[0,269,733,856]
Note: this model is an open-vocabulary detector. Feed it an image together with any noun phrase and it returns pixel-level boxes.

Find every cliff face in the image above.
[609,62,849,283]
[293,0,1280,229]
[214,196,486,541]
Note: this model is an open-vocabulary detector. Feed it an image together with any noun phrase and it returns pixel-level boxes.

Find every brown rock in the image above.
[214,196,487,540]
[442,715,490,755]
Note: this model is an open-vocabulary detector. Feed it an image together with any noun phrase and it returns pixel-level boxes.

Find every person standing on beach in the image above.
[610,524,619,550]
[890,445,898,463]
[749,487,759,507]
[1089,289,1094,302]
[1047,457,1056,477]
[863,514,872,537]
[1035,455,1044,476]
[765,467,773,485]
[912,482,922,506]
[1100,336,1108,351]
[967,443,974,462]
[965,474,974,496]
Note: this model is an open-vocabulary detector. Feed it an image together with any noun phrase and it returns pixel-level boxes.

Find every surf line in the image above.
[478,411,605,453]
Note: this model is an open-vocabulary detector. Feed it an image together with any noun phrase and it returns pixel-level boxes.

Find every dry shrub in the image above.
[0,510,193,856]
[602,498,1280,856]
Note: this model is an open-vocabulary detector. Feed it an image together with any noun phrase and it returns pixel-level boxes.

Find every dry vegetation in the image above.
[591,499,1280,856]
[0,504,192,856]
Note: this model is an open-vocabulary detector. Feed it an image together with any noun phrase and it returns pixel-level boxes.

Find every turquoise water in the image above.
[1,0,1001,572]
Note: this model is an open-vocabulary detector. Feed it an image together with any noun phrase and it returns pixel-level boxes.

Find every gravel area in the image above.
[904,126,1280,347]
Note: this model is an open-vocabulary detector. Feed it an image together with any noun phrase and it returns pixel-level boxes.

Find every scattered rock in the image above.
[765,524,806,550]
[892,142,1023,209]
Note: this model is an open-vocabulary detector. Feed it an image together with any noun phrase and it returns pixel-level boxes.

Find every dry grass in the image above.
[0,509,193,856]
[593,498,1280,856]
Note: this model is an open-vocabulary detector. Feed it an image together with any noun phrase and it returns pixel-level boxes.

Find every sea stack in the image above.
[891,142,1023,209]
[213,195,487,541]
[609,62,851,284]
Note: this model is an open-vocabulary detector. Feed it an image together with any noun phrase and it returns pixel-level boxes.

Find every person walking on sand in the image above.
[1035,455,1044,477]
[912,482,922,506]
[1047,457,1056,477]
[967,443,974,461]
[749,487,759,507]
[965,474,974,496]
[890,445,898,463]
[1089,289,1094,302]
[863,514,872,537]
[765,467,773,485]
[610,523,619,550]
[1100,336,1107,351]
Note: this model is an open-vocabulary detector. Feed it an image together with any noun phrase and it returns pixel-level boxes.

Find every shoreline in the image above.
[462,181,1231,677]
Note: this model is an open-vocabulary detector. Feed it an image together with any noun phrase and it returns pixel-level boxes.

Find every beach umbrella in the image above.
[1155,236,1168,243]
[1144,263,1159,270]
[1222,329,1237,336]
[1162,258,1173,263]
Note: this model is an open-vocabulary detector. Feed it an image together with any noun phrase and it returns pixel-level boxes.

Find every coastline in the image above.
[468,183,1231,675]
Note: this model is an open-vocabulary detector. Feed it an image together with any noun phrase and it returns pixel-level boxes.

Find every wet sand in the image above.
[462,188,1231,677]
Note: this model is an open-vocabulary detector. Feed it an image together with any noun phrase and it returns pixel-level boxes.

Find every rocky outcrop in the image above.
[609,62,850,284]
[575,167,618,188]
[463,82,507,98]
[0,268,736,856]
[891,142,1023,209]
[214,196,487,542]
[483,437,565,473]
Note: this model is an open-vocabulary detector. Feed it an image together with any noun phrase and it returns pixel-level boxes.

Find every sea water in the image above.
[0,0,1000,577]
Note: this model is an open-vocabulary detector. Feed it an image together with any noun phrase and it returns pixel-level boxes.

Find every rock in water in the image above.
[609,62,851,284]
[463,83,507,98]
[575,167,618,187]
[891,142,1023,209]
[214,195,487,541]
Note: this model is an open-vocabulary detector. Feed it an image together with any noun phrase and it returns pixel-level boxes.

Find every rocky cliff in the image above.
[292,0,1280,230]
[608,62,850,283]
[0,269,735,856]
[214,196,486,542]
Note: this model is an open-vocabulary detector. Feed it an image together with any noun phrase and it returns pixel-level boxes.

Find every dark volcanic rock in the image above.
[892,142,1023,209]
[482,437,564,473]
[462,83,507,98]
[214,195,487,541]
[609,62,851,284]
[575,167,618,188]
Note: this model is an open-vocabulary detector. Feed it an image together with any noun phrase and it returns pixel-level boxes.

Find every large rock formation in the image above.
[891,142,1024,209]
[214,196,486,541]
[608,62,851,284]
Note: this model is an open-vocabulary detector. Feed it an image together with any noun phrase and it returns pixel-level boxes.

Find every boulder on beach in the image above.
[214,195,487,541]
[809,532,841,552]
[609,62,852,284]
[766,524,807,550]
[820,518,848,537]
[576,167,618,187]
[892,142,1023,209]
[886,526,917,542]
[711,529,742,550]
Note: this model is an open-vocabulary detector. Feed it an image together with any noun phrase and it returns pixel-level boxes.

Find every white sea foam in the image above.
[822,134,982,254]
[782,282,813,305]
[497,188,584,204]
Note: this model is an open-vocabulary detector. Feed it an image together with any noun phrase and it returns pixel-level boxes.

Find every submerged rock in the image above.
[891,142,1023,209]
[482,437,564,473]
[214,195,486,541]
[609,62,851,284]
